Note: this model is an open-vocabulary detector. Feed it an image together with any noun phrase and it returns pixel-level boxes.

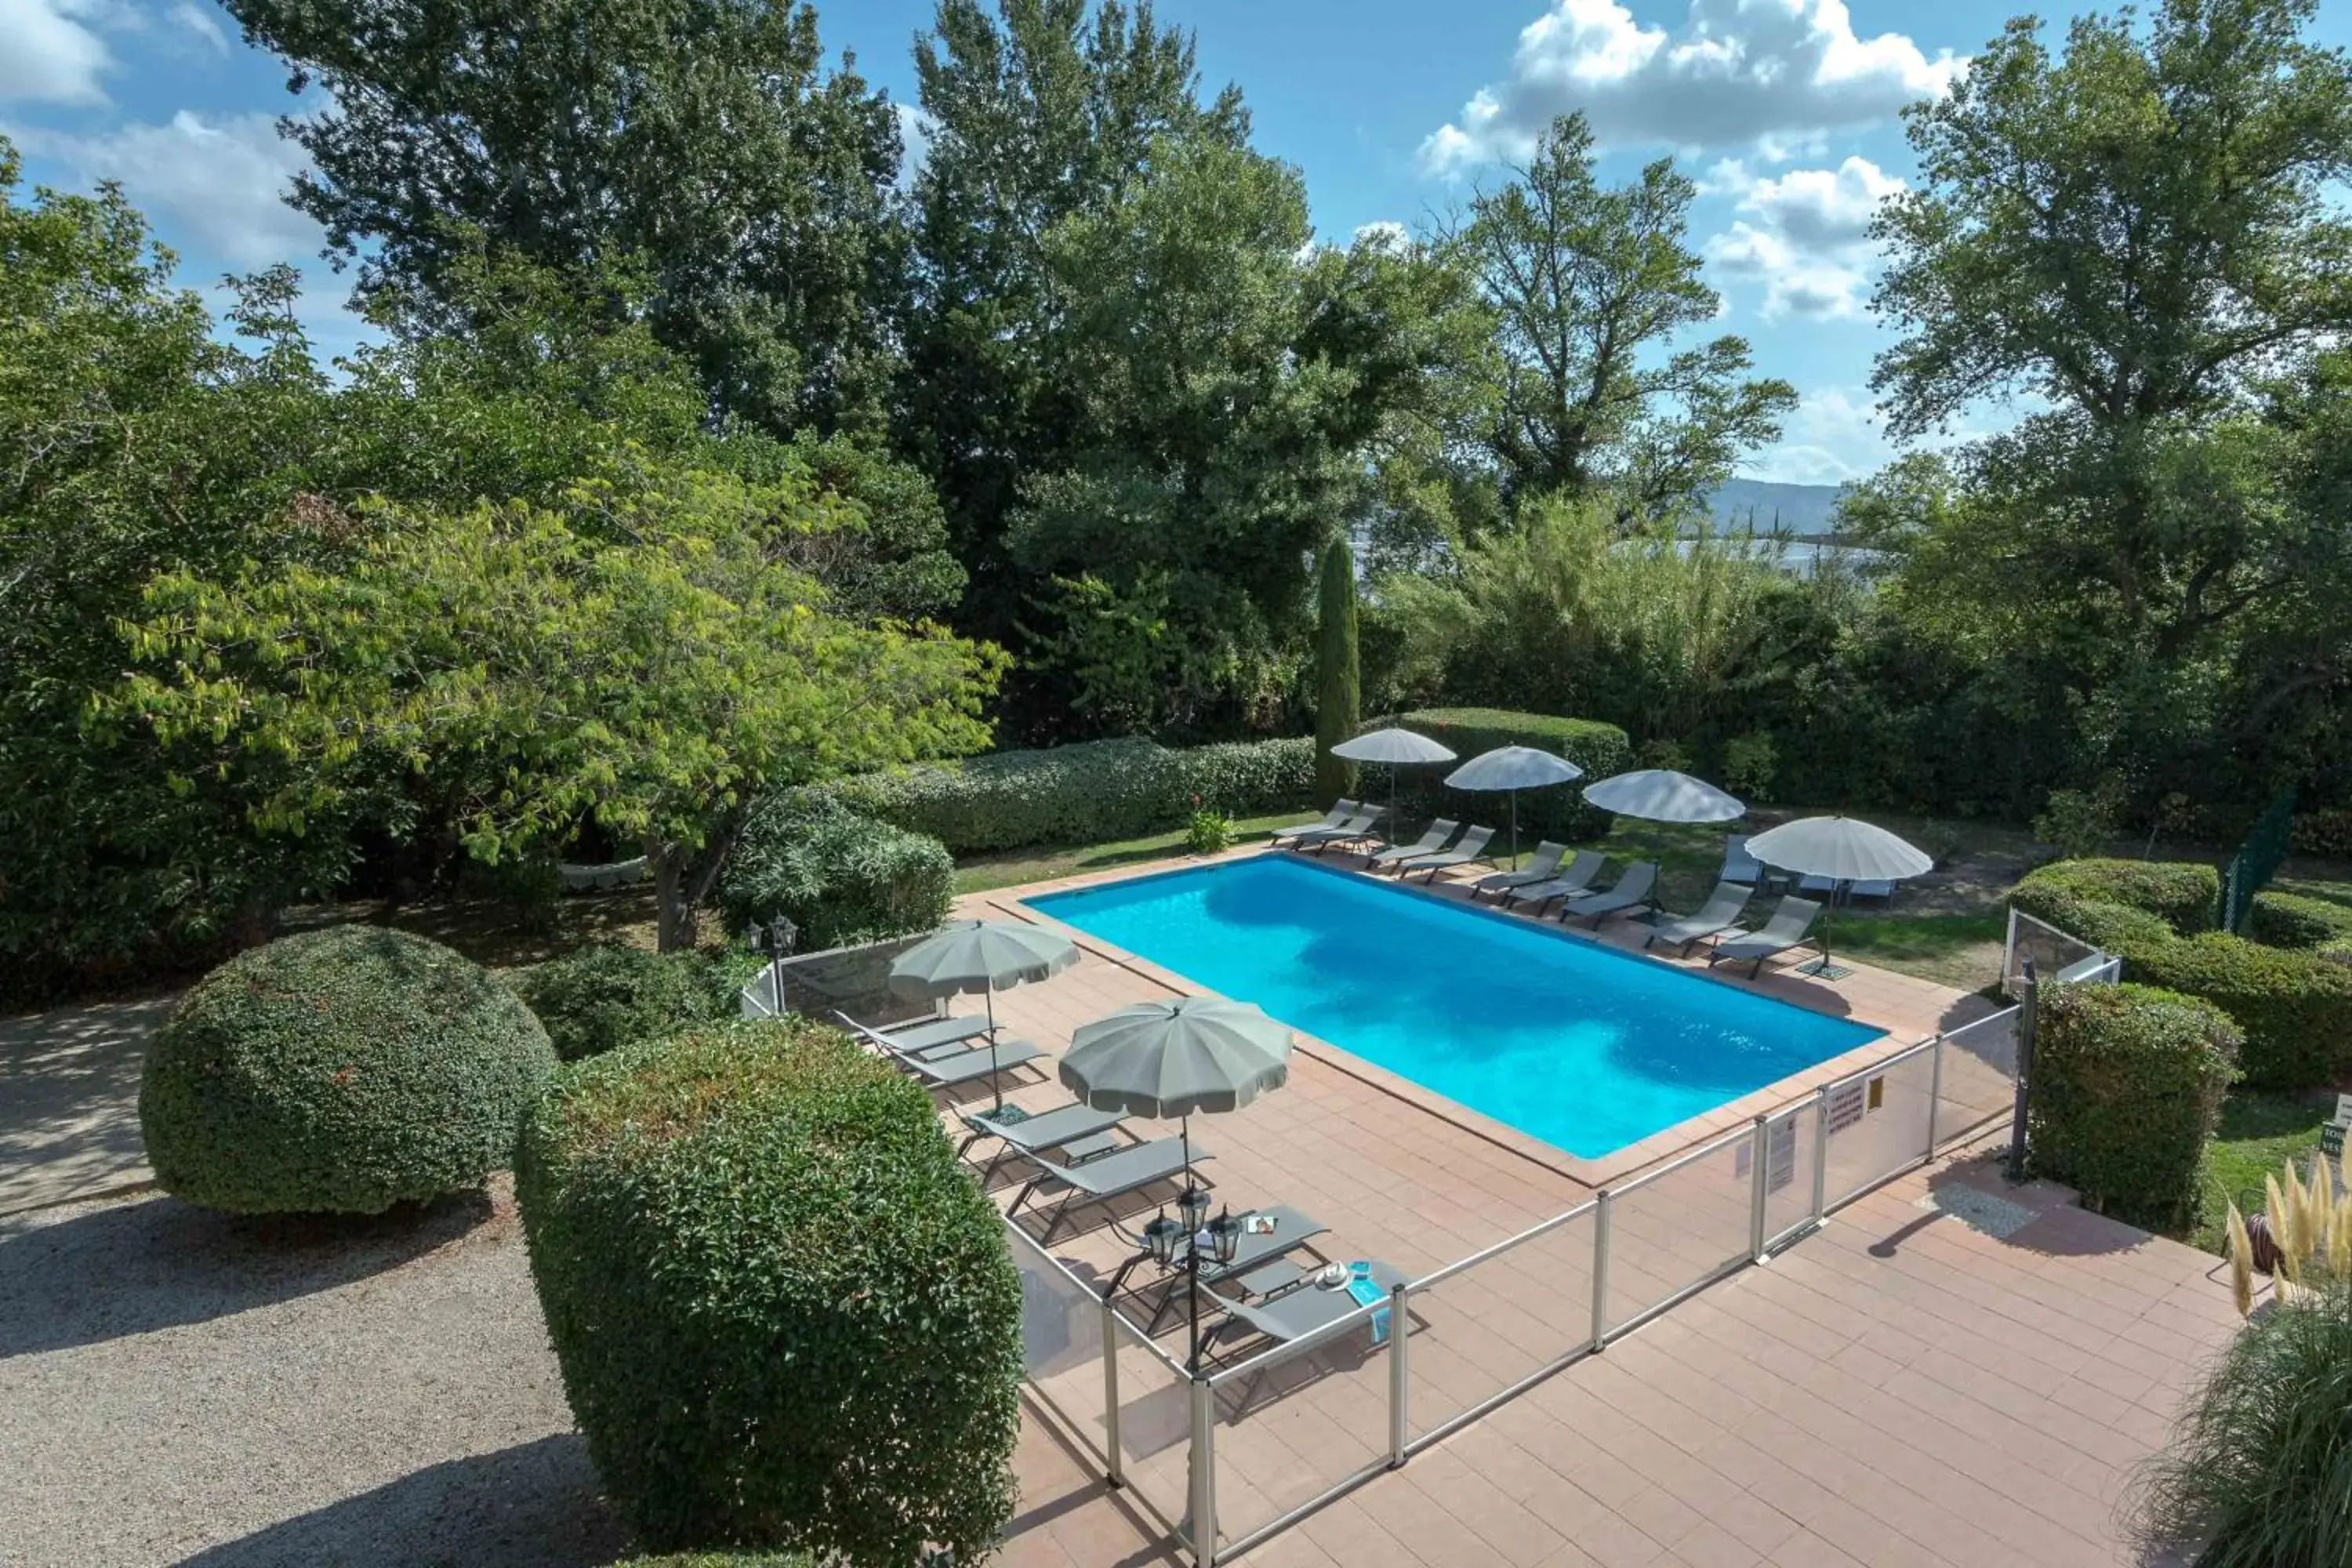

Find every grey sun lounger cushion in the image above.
[957,1100,1129,1170]
[1288,809,1381,851]
[1560,861,1658,926]
[840,1015,1047,1085]
[1398,823,1496,881]
[1722,834,1764,887]
[1368,820,1458,869]
[1645,880,1752,953]
[1212,1256,1409,1356]
[1010,1136,1211,1241]
[1501,849,1607,910]
[1798,873,1895,901]
[1709,895,1824,976]
[1270,801,1356,846]
[1470,841,1566,899]
[837,1011,993,1055]
[1142,1203,1334,1333]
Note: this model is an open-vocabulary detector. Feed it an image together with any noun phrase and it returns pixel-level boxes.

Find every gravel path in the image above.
[0,994,175,1216]
[0,1178,628,1568]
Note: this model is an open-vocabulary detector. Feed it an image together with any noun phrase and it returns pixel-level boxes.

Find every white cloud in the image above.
[14,111,320,267]
[1419,0,1962,172]
[1743,386,1890,483]
[165,0,227,53]
[891,100,933,188]
[1704,154,1902,319]
[0,0,114,104]
[1352,220,1410,252]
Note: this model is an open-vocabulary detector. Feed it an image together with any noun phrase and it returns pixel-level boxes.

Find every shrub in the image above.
[1721,731,1777,803]
[1185,805,1236,855]
[2010,860,2352,1088]
[2031,785,2121,862]
[720,793,954,950]
[613,1556,810,1567]
[2026,981,2240,1232]
[1387,709,1632,840]
[833,735,1313,854]
[2013,858,2220,934]
[2129,1287,2352,1567]
[140,925,557,1214]
[515,1018,1021,1559]
[2248,890,2352,952]
[506,944,735,1062]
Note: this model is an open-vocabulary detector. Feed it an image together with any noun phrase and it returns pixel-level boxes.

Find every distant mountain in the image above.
[1704,478,1846,535]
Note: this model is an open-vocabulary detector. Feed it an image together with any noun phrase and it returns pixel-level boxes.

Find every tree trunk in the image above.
[652,842,691,953]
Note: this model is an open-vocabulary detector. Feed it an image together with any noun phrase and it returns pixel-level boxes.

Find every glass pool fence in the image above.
[1009,997,2085,1565]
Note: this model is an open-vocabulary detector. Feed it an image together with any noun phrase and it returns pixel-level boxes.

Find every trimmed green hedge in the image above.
[2249,891,2352,952]
[1385,709,1632,840]
[2015,858,2219,934]
[833,735,1313,855]
[140,926,558,1214]
[612,1556,809,1567]
[720,793,954,949]
[515,1018,1020,1559]
[2011,860,2352,1088]
[2027,982,2239,1232]
[506,944,735,1062]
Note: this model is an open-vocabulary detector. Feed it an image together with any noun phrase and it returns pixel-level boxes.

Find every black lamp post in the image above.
[1142,1188,1240,1371]
[742,915,799,1016]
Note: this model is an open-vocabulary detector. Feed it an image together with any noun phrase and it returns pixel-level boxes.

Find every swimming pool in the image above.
[1028,855,1884,1159]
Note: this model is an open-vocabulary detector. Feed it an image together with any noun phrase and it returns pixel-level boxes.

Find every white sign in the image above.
[2335,1093,2352,1124]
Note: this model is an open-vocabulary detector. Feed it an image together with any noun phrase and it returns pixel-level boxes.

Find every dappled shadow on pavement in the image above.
[0,1188,495,1359]
[0,993,174,1213]
[172,1434,626,1568]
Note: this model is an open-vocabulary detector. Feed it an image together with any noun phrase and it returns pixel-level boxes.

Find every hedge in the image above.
[720,793,954,949]
[2027,982,2240,1232]
[1383,709,1633,840]
[2248,891,2352,952]
[515,1018,1021,1559]
[506,944,736,1062]
[2010,860,2352,1088]
[140,925,558,1214]
[612,1556,809,1567]
[833,735,1313,854]
[2013,858,2219,934]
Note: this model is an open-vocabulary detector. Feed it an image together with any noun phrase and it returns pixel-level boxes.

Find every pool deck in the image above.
[952,844,2242,1566]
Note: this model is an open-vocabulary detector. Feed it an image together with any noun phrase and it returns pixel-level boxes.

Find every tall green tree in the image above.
[1867,0,2352,804]
[902,0,1245,653]
[1313,539,1360,808]
[227,0,905,435]
[1444,113,1795,523]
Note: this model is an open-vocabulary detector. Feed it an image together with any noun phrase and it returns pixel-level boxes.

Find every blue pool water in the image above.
[1029,855,1883,1158]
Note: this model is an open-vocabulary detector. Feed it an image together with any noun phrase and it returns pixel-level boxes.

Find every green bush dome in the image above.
[832,735,1312,854]
[1380,710,1632,840]
[506,944,736,1062]
[719,793,955,949]
[2248,890,2352,952]
[140,925,558,1214]
[2025,981,2241,1232]
[515,1018,1021,1560]
[2010,859,2352,1088]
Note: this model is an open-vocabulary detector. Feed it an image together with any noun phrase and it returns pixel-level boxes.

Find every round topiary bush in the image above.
[140,925,559,1214]
[506,943,735,1062]
[515,1018,1021,1560]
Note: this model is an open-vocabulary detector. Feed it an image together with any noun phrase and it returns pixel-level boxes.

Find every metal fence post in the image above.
[1387,1281,1410,1468]
[1099,1296,1123,1489]
[1748,1115,1771,1263]
[1189,1377,1217,1567]
[1589,1189,1613,1353]
[1923,1034,1945,1160]
[2007,960,2038,1181]
[1809,1087,1831,1225]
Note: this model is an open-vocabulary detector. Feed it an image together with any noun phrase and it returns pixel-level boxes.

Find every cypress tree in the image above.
[1313,538,1360,808]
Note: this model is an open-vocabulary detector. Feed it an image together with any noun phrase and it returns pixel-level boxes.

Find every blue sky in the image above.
[7,0,2347,483]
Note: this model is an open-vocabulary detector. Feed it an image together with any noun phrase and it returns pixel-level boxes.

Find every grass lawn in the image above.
[1820,912,2009,993]
[951,811,1312,895]
[2189,1090,2337,1254]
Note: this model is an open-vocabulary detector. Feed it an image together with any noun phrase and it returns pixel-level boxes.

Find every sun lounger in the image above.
[1798,873,1894,901]
[1269,800,1356,847]
[1369,819,1458,872]
[1645,880,1752,954]
[1722,834,1764,887]
[1501,849,1607,912]
[839,1014,1047,1086]
[1469,841,1566,900]
[957,1100,1131,1178]
[1010,1136,1212,1242]
[1141,1203,1333,1332]
[1559,861,1658,926]
[1709,895,1824,978]
[835,1010,993,1057]
[1288,808,1381,852]
[1396,823,1496,882]
[1208,1258,1410,1401]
